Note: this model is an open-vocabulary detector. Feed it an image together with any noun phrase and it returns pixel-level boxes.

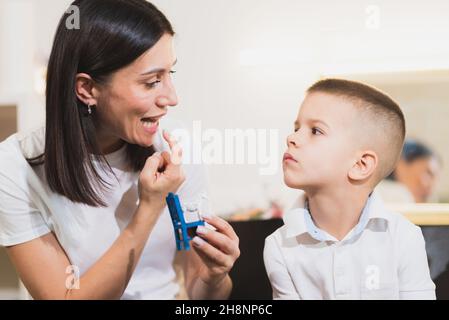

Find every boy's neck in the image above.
[305,187,371,241]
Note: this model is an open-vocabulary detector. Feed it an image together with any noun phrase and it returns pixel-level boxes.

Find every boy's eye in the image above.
[294,127,300,133]
[311,127,323,135]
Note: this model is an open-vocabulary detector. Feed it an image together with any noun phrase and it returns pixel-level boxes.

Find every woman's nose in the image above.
[156,81,178,108]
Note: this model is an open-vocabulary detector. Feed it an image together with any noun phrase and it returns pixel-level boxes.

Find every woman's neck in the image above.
[101,139,125,155]
[95,127,125,155]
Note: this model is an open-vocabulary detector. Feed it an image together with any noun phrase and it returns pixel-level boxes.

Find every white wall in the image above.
[1,0,449,214]
[0,0,69,131]
[152,0,449,212]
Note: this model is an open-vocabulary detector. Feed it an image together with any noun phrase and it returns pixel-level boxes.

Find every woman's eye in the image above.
[145,80,161,89]
[294,127,300,132]
[311,127,322,135]
[145,71,175,88]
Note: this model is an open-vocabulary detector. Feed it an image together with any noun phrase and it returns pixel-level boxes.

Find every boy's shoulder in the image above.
[265,224,288,243]
[380,207,424,242]
[264,223,304,253]
[358,192,423,243]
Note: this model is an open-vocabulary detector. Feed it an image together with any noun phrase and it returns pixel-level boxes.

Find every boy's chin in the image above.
[283,174,307,190]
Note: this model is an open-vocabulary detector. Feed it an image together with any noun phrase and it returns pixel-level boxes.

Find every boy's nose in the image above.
[287,133,298,147]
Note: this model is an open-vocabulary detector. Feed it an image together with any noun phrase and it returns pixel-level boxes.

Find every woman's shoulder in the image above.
[0,126,45,177]
[15,126,46,159]
[0,125,45,154]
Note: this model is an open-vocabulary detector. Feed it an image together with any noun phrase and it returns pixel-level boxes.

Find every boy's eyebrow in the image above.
[140,59,178,76]
[294,119,330,129]
[308,119,330,129]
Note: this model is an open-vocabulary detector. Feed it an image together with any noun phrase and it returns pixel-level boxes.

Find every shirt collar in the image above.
[283,190,392,241]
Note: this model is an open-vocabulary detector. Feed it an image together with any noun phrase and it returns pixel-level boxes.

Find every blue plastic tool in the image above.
[166,192,205,250]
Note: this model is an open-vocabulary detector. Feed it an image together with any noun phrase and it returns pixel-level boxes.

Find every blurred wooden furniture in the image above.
[0,105,17,141]
[387,203,449,225]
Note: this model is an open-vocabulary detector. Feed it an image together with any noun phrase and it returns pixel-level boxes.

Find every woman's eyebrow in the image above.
[139,59,178,76]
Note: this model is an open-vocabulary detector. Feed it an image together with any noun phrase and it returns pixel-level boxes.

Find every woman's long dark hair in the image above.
[28,0,174,207]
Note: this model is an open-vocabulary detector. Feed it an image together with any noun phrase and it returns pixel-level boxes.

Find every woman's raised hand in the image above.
[138,130,185,207]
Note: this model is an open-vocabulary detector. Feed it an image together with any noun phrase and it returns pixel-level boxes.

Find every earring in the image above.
[87,103,93,115]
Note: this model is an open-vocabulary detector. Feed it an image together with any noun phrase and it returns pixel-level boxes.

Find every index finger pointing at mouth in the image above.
[162,130,183,165]
[162,130,176,149]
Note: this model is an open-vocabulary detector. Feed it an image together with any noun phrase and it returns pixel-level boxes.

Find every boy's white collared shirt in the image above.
[264,191,436,300]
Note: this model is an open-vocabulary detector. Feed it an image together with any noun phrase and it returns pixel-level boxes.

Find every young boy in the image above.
[264,79,435,300]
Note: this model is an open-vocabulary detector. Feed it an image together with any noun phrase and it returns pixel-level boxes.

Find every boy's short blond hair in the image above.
[307,78,406,184]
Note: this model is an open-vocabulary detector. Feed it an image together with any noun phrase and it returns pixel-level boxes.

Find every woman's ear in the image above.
[75,73,99,106]
[348,150,378,182]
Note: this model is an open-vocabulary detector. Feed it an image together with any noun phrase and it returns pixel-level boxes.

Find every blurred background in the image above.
[1,0,449,299]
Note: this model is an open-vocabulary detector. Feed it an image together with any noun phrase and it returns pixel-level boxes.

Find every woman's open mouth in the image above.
[141,114,166,134]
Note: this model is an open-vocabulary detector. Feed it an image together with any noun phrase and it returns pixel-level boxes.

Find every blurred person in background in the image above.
[377,139,442,203]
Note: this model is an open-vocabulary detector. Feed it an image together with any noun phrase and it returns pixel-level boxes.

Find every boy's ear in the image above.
[348,150,378,182]
[75,73,100,106]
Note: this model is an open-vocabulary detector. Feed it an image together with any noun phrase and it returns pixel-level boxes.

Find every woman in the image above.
[0,0,239,299]
[386,139,441,203]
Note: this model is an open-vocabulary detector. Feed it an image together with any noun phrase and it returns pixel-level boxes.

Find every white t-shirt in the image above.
[0,119,209,300]
[264,191,436,300]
